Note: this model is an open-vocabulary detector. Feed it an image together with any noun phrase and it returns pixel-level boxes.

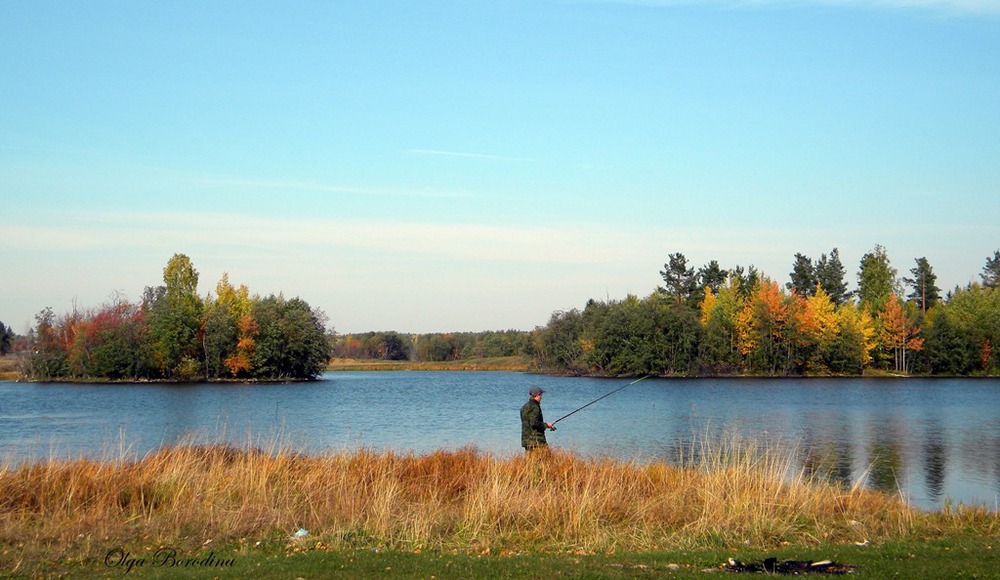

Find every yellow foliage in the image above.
[805,285,838,345]
[836,302,877,366]
[700,286,716,326]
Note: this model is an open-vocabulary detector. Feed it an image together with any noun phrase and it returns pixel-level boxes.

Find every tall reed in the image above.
[1,435,995,560]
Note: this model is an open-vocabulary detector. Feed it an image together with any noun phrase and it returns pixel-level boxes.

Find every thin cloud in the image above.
[194,176,476,199]
[813,0,1000,14]
[571,0,1000,15]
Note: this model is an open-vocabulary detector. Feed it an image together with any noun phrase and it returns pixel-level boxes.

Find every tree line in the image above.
[532,247,1000,377]
[329,330,532,362]
[20,254,331,381]
[7,247,1000,380]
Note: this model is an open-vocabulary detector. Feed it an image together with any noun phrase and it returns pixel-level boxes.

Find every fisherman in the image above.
[520,386,555,452]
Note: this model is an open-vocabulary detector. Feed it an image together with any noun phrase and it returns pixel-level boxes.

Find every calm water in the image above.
[1,372,998,511]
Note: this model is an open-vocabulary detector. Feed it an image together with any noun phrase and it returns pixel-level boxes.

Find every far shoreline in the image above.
[4,353,994,381]
[326,356,532,372]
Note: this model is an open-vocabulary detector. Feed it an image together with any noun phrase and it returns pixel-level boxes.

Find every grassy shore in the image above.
[0,355,18,381]
[1,436,997,577]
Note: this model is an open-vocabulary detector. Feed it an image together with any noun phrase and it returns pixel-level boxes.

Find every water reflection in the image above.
[799,411,854,489]
[866,416,906,496]
[923,420,946,502]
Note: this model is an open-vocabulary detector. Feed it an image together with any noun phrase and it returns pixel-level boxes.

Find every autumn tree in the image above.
[202,273,259,378]
[797,285,839,373]
[828,302,876,374]
[26,307,67,379]
[202,282,236,379]
[737,279,790,374]
[903,257,941,313]
[700,286,716,326]
[880,295,924,373]
[699,277,745,373]
[73,295,150,380]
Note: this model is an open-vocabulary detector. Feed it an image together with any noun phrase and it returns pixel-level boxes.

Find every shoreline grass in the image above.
[2,435,997,577]
[0,355,18,381]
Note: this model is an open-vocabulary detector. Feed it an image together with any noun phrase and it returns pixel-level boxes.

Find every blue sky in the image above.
[2,0,999,334]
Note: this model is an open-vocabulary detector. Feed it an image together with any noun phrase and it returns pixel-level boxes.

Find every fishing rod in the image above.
[550,375,650,428]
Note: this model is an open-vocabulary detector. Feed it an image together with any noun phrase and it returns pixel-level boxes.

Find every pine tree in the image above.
[981,250,1000,288]
[816,248,849,306]
[902,257,941,313]
[697,260,728,295]
[786,253,817,296]
[659,252,698,305]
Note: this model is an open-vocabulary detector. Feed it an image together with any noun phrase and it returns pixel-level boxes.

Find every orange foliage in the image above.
[880,295,923,372]
[226,314,258,377]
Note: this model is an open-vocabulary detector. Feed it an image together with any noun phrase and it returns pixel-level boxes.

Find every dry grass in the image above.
[1,436,996,564]
[0,355,19,380]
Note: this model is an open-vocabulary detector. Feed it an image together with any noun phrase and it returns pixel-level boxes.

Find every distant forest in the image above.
[333,246,1000,377]
[5,246,1000,380]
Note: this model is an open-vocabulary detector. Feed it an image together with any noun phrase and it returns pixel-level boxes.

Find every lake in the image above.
[1,372,997,512]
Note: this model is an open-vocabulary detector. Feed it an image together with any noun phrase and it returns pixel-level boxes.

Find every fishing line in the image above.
[550,375,650,427]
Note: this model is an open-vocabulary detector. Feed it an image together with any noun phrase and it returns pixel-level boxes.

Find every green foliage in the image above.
[696,260,728,296]
[421,333,459,362]
[582,295,657,375]
[330,330,530,363]
[648,295,703,375]
[731,264,761,299]
[786,253,817,296]
[917,307,978,375]
[0,320,13,355]
[659,252,698,305]
[856,244,899,314]
[815,248,849,306]
[942,283,1000,373]
[25,307,68,379]
[903,257,941,313]
[535,309,586,374]
[981,249,1000,288]
[251,296,330,380]
[201,300,239,379]
[145,254,204,378]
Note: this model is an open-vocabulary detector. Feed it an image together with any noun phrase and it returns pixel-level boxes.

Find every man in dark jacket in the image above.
[520,386,554,452]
